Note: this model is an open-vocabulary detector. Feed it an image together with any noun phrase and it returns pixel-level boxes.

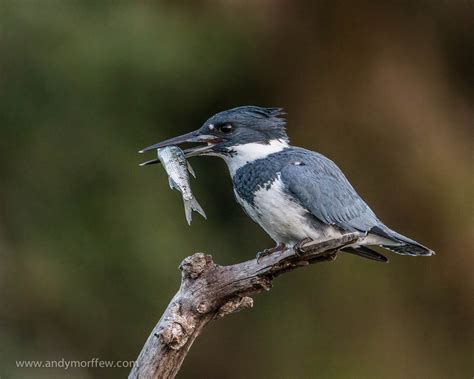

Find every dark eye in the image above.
[219,124,234,134]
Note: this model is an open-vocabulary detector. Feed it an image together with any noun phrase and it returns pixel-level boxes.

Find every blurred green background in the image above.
[1,1,472,378]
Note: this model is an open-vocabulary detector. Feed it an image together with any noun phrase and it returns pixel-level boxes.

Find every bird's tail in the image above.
[343,246,388,263]
[370,225,435,256]
[183,197,207,225]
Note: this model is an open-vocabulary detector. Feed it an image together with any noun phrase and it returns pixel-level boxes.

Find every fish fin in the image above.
[187,162,196,178]
[168,177,178,190]
[183,197,207,225]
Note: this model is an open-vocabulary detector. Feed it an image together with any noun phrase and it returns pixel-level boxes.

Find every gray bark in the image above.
[129,233,359,379]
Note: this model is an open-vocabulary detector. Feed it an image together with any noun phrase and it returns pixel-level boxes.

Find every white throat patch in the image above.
[224,139,289,176]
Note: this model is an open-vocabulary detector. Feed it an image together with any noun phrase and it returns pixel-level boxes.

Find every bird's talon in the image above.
[256,251,266,262]
[294,237,313,256]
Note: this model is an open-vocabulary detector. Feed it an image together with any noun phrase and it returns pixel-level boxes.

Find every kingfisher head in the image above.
[139,106,289,167]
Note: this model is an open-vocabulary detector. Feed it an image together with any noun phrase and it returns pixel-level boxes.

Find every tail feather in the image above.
[183,197,207,225]
[370,225,435,256]
[343,246,389,263]
[381,243,433,256]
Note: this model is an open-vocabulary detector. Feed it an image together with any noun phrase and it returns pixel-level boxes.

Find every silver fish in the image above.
[157,146,206,225]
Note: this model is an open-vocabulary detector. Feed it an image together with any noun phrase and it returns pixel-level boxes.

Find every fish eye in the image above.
[219,124,234,134]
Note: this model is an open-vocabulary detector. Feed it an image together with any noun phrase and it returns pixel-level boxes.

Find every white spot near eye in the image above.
[293,161,302,165]
[209,124,215,130]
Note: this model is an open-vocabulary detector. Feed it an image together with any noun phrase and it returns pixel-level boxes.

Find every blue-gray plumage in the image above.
[140,106,434,261]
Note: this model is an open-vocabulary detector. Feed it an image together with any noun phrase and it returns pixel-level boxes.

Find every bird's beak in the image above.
[138,130,223,162]
[139,131,211,153]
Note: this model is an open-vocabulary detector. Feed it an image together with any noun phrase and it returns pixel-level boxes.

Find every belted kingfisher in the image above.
[140,106,434,262]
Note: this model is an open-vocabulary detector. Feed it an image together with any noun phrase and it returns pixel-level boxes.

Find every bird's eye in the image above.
[219,124,234,134]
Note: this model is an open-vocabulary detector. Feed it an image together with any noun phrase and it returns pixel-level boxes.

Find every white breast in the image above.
[234,175,329,245]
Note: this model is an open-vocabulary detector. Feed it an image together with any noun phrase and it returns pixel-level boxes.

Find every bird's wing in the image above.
[280,155,379,232]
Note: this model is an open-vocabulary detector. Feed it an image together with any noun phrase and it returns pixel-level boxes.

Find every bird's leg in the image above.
[294,237,339,261]
[256,243,287,261]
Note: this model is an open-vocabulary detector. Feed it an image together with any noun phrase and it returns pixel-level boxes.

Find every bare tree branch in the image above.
[129,233,359,379]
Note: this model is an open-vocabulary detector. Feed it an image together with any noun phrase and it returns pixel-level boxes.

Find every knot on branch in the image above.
[179,253,213,279]
[158,303,195,350]
[216,296,254,319]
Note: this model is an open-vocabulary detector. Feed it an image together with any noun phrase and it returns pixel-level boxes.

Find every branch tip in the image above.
[179,252,213,279]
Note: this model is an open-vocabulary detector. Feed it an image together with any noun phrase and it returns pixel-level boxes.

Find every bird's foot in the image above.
[294,237,338,262]
[293,237,314,256]
[256,243,286,262]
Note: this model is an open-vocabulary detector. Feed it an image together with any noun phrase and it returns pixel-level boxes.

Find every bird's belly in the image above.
[235,177,339,245]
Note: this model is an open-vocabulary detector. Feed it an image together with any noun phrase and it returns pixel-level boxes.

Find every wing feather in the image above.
[280,156,379,232]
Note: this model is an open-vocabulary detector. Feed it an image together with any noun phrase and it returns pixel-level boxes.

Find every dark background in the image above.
[1,1,472,378]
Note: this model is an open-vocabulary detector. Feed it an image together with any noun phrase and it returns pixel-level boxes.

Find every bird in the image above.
[139,106,434,262]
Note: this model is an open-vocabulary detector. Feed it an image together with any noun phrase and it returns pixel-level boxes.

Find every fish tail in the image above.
[183,197,207,225]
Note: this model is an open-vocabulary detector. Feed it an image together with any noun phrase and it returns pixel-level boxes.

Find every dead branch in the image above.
[129,233,359,379]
